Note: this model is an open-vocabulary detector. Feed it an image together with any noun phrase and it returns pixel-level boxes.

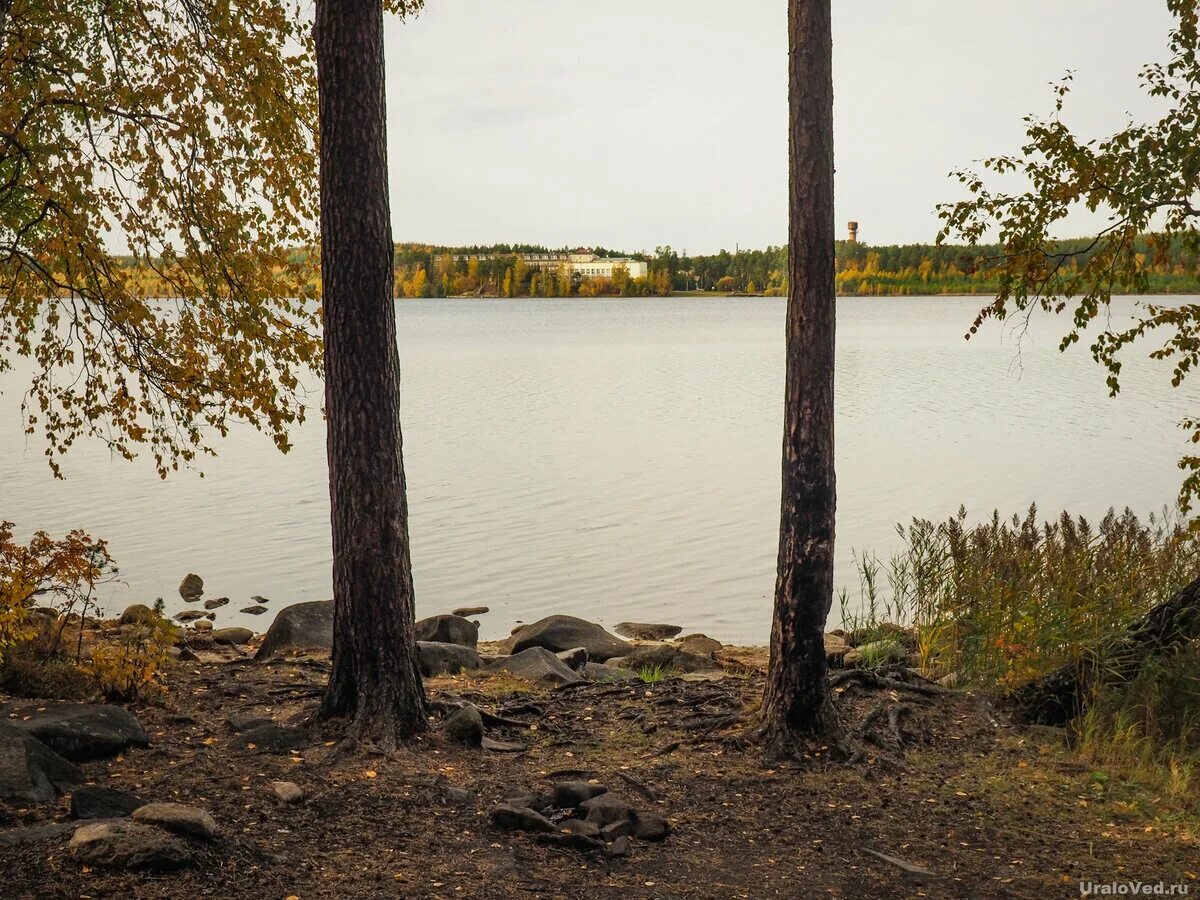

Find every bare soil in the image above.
[2,646,1197,899]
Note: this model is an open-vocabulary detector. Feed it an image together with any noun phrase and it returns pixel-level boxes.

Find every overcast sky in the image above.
[381,1,1176,253]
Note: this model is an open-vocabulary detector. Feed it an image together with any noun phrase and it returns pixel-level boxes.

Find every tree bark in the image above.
[1010,575,1200,725]
[761,0,837,747]
[315,0,428,743]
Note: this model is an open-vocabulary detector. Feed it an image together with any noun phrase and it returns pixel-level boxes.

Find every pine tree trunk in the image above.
[315,0,428,744]
[761,0,837,746]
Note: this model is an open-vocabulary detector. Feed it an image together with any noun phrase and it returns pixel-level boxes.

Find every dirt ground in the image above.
[2,646,1197,899]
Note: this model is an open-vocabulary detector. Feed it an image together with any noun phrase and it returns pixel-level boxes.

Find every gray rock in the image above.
[824,632,851,665]
[253,600,334,660]
[631,810,670,841]
[552,781,607,809]
[615,622,683,641]
[677,633,723,657]
[71,786,143,819]
[178,573,204,600]
[444,704,484,747]
[608,834,632,857]
[482,737,528,753]
[225,712,272,733]
[582,662,638,683]
[844,639,906,669]
[501,615,631,662]
[558,818,601,839]
[555,647,589,671]
[610,643,721,675]
[0,821,78,847]
[69,820,192,870]
[0,722,83,803]
[119,604,156,626]
[489,802,557,833]
[578,793,635,828]
[452,606,489,617]
[191,620,213,633]
[536,831,606,851]
[486,647,584,686]
[211,626,253,646]
[1,702,149,761]
[415,614,478,649]
[417,641,482,677]
[174,609,207,622]
[203,597,229,610]
[272,781,305,804]
[132,802,218,840]
[240,605,268,615]
[251,595,271,603]
[600,819,633,840]
[502,791,554,814]
[240,724,311,753]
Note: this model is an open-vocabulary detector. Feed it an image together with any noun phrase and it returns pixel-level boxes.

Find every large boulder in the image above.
[417,641,482,677]
[119,604,156,626]
[253,600,334,660]
[1,702,150,761]
[0,722,83,804]
[414,615,478,649]
[69,820,192,870]
[500,616,631,662]
[608,643,721,675]
[486,648,584,686]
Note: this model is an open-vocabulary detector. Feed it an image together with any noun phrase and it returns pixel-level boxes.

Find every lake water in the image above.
[1,296,1193,643]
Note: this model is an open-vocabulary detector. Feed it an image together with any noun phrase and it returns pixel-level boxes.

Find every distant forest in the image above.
[394,238,1200,297]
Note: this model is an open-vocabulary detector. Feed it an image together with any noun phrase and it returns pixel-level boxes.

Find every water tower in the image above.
[847,221,859,243]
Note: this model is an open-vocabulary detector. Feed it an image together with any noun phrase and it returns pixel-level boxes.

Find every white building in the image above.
[523,252,648,280]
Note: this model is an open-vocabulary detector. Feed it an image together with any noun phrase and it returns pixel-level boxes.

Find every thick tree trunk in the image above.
[315,0,428,743]
[761,0,837,746]
[1011,575,1200,725]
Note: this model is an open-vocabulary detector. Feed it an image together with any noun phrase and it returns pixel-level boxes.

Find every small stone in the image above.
[211,627,254,646]
[608,835,632,857]
[451,606,489,617]
[178,574,204,600]
[271,781,304,804]
[582,662,637,683]
[444,704,484,747]
[191,620,213,633]
[203,597,229,610]
[239,724,311,752]
[240,605,268,615]
[536,831,606,851]
[489,802,557,833]
[174,610,207,623]
[552,781,607,809]
[69,820,192,870]
[485,647,584,687]
[614,622,683,641]
[937,671,961,688]
[70,786,143,820]
[251,595,271,603]
[631,810,669,841]
[555,647,589,671]
[578,793,635,828]
[132,802,218,840]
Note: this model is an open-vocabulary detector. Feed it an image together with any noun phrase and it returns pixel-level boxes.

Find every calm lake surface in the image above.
[1,296,1193,643]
